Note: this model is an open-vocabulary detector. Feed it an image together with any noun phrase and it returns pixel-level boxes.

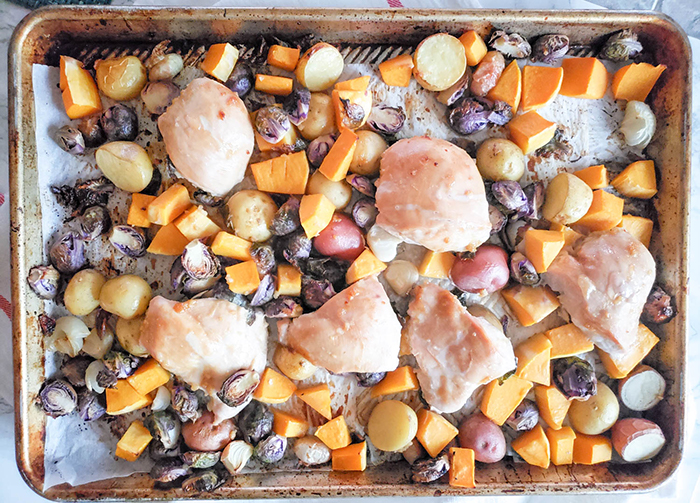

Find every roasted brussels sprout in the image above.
[255,106,291,144]
[55,125,85,155]
[271,198,301,236]
[141,81,180,115]
[306,134,335,167]
[181,240,221,280]
[642,285,676,324]
[437,68,471,107]
[172,385,203,423]
[521,181,545,220]
[531,34,569,63]
[181,468,229,493]
[77,114,106,148]
[552,357,597,401]
[448,98,490,135]
[39,313,56,336]
[488,30,532,58]
[181,451,221,469]
[598,29,642,61]
[77,388,106,421]
[264,296,304,318]
[303,257,346,286]
[149,439,183,461]
[352,198,378,229]
[250,244,276,275]
[283,87,311,126]
[150,458,192,484]
[301,277,336,309]
[491,181,528,214]
[238,400,274,444]
[488,205,507,234]
[217,369,260,408]
[221,440,254,473]
[100,104,139,142]
[60,355,92,387]
[27,265,61,299]
[103,350,140,379]
[78,205,112,241]
[250,274,276,307]
[38,379,78,418]
[225,63,254,98]
[411,454,449,483]
[146,411,182,450]
[254,434,287,464]
[509,252,540,286]
[505,399,539,431]
[109,225,147,258]
[346,173,376,198]
[368,105,406,135]
[148,53,185,82]
[50,231,86,274]
[280,229,312,268]
[355,372,386,387]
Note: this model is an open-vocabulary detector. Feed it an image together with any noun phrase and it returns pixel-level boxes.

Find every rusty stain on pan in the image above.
[8,7,691,500]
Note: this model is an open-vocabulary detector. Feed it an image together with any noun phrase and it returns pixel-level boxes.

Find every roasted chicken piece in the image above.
[544,228,656,356]
[375,136,491,253]
[277,276,402,373]
[406,284,516,413]
[140,296,268,422]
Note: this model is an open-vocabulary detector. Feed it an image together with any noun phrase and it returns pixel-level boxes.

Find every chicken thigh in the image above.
[277,276,402,373]
[140,296,268,422]
[407,284,516,413]
[158,78,254,196]
[375,136,491,253]
[544,228,655,356]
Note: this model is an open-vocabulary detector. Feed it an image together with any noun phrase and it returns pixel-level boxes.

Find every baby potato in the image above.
[95,56,147,101]
[413,33,467,92]
[458,412,506,463]
[226,190,278,242]
[297,93,337,140]
[306,171,352,209]
[542,172,594,225]
[295,43,344,92]
[115,315,149,357]
[568,381,619,435]
[182,411,237,452]
[367,400,418,452]
[349,131,387,176]
[95,141,154,193]
[99,275,152,320]
[273,344,317,380]
[63,269,106,316]
[476,138,525,181]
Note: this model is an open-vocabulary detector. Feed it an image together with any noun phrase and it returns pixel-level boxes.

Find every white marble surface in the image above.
[1,0,698,501]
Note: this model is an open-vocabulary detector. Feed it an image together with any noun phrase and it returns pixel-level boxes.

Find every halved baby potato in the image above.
[412,33,467,92]
[296,43,345,92]
[542,172,594,225]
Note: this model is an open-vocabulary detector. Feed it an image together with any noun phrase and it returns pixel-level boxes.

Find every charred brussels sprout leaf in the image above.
[54,125,85,155]
[411,454,450,483]
[642,285,676,324]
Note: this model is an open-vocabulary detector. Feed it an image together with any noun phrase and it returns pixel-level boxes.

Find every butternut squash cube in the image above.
[520,65,564,112]
[548,222,584,249]
[106,379,152,415]
[211,232,252,261]
[449,447,476,488]
[546,426,576,466]
[574,189,624,232]
[544,323,593,358]
[418,251,456,279]
[267,45,301,72]
[378,54,414,87]
[612,63,666,102]
[459,31,488,66]
[611,160,657,199]
[59,56,102,119]
[523,229,565,274]
[255,74,294,96]
[115,420,152,462]
[126,358,171,396]
[480,374,533,426]
[251,151,310,195]
[511,424,550,469]
[147,223,190,256]
[299,193,336,238]
[560,58,609,99]
[315,415,351,450]
[346,249,387,284]
[416,409,459,458]
[127,193,156,228]
[508,111,557,154]
[318,129,358,181]
[515,333,553,385]
[295,384,332,420]
[225,260,261,295]
[332,441,367,471]
[174,205,221,241]
[272,409,309,438]
[370,366,420,398]
[335,75,371,92]
[487,60,521,109]
[618,214,654,248]
[253,367,297,404]
[574,164,609,189]
[535,385,571,430]
[201,43,239,82]
[276,264,302,297]
[501,285,560,327]
[597,324,659,379]
[572,433,612,465]
[332,89,372,132]
[147,184,191,226]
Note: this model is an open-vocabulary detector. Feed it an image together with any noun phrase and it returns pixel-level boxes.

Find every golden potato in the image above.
[542,172,594,225]
[349,131,387,176]
[64,269,106,316]
[367,400,418,452]
[99,275,152,320]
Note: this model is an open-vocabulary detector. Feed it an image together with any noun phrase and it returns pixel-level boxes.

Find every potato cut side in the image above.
[611,418,665,462]
[542,172,594,225]
[296,43,345,92]
[413,33,467,92]
[618,364,665,411]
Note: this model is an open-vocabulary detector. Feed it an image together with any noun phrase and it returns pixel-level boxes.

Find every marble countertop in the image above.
[1,1,698,502]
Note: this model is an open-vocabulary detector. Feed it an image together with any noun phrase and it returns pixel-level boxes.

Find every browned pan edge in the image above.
[8,7,692,500]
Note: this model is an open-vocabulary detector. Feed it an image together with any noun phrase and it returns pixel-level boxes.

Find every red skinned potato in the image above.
[611,417,665,462]
[451,244,509,294]
[181,410,237,452]
[458,412,506,463]
[313,213,366,261]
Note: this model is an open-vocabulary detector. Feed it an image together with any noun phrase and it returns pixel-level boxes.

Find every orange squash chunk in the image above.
[60,56,102,119]
[295,384,332,420]
[574,164,609,189]
[501,285,560,327]
[225,260,260,295]
[318,129,358,181]
[346,249,386,284]
[416,409,459,458]
[523,229,565,274]
[210,232,252,261]
[115,420,153,462]
[276,264,302,297]
[127,193,156,228]
[597,324,659,379]
[378,54,414,87]
[255,74,294,96]
[544,323,593,358]
[449,447,476,488]
[511,424,550,469]
[508,111,557,154]
[299,194,335,238]
[335,75,371,92]
[612,63,666,102]
[549,222,584,249]
[332,89,372,132]
[611,160,657,199]
[315,416,351,450]
[370,366,420,398]
[106,380,152,415]
[126,359,171,396]
[546,426,576,465]
[514,333,553,385]
[481,374,533,426]
[572,433,612,464]
[272,410,309,438]
[459,31,488,66]
[332,441,367,471]
[147,184,191,226]
[201,43,239,82]
[174,205,221,241]
[535,385,571,430]
[418,251,455,279]
[574,189,624,232]
[267,45,301,72]
[560,58,609,99]
[251,150,310,195]
[147,223,190,256]
[520,65,564,112]
[618,214,654,248]
[487,60,521,109]
[253,367,297,404]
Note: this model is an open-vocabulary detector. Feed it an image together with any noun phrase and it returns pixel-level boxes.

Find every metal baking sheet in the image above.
[8,7,691,499]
